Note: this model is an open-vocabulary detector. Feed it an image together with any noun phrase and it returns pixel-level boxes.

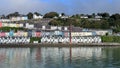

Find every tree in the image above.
[1,15,6,19]
[49,19,61,26]
[97,12,110,18]
[110,14,120,27]
[61,13,65,16]
[110,13,120,20]
[88,15,93,18]
[100,20,110,29]
[102,13,110,18]
[34,12,41,16]
[92,13,96,18]
[27,12,33,19]
[13,12,20,17]
[44,12,59,18]
[6,12,20,18]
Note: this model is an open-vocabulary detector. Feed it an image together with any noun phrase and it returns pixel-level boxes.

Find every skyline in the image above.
[0,0,120,15]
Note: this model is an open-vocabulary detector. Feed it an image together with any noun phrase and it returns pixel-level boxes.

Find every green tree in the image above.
[97,12,110,18]
[61,13,65,16]
[100,21,110,29]
[34,12,41,16]
[44,12,59,18]
[6,12,20,18]
[13,12,20,17]
[92,13,96,18]
[110,13,120,20]
[27,12,33,19]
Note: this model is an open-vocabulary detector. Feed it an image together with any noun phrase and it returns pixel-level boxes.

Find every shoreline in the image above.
[0,43,120,48]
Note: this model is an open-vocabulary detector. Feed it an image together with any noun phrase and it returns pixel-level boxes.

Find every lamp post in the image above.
[69,24,72,44]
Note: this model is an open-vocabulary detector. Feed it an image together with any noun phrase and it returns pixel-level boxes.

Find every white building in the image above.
[50,26,62,30]
[91,30,113,36]
[95,15,102,19]
[61,16,69,19]
[80,16,88,19]
[25,23,34,29]
[10,15,28,21]
[0,19,11,22]
[59,13,69,19]
[33,14,43,19]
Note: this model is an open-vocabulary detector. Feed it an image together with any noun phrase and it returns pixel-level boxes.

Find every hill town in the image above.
[0,12,120,44]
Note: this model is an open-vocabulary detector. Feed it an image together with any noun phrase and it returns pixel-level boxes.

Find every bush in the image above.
[30,37,41,43]
[101,36,120,43]
[0,27,26,32]
[101,36,113,42]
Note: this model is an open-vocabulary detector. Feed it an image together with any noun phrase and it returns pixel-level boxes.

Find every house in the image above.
[61,16,69,19]
[89,29,113,36]
[71,32,93,37]
[80,16,88,19]
[0,15,11,22]
[88,15,102,21]
[33,14,43,19]
[10,15,28,21]
[0,19,11,22]
[25,23,34,29]
[95,15,102,19]
[59,13,69,19]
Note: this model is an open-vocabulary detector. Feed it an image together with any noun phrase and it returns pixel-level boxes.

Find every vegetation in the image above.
[27,12,33,19]
[6,12,20,18]
[44,12,59,18]
[34,12,41,16]
[2,11,120,33]
[49,18,110,29]
[97,12,110,18]
[49,13,120,33]
[101,36,120,43]
[49,18,81,26]
[30,37,41,43]
[0,27,27,32]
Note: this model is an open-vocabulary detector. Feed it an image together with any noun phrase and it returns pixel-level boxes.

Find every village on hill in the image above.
[0,12,119,44]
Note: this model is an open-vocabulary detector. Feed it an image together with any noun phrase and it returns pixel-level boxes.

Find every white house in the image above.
[95,15,102,19]
[33,14,43,19]
[0,19,11,22]
[90,30,113,36]
[25,23,34,29]
[80,16,88,19]
[10,15,28,21]
[59,13,69,19]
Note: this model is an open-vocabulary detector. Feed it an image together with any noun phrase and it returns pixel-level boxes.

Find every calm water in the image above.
[0,47,120,68]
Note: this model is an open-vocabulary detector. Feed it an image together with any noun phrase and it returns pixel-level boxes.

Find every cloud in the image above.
[0,0,120,15]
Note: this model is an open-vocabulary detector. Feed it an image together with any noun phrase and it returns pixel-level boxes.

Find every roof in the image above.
[72,27,83,32]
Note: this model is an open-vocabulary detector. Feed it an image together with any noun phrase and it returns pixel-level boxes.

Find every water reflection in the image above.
[0,47,120,68]
[0,48,30,68]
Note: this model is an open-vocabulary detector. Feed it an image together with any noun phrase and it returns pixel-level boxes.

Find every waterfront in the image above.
[0,47,120,68]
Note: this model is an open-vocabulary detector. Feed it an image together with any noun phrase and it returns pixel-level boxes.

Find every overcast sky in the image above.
[0,0,120,15]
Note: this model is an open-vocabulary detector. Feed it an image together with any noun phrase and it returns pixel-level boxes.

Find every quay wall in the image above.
[0,43,120,48]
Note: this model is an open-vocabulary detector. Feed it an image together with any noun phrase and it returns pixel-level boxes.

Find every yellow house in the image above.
[23,32,28,37]
[16,24,20,27]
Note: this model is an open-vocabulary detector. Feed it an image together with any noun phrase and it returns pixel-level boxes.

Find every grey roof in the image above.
[72,27,83,32]
[34,23,42,28]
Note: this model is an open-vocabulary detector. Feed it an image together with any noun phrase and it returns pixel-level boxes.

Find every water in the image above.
[0,47,120,68]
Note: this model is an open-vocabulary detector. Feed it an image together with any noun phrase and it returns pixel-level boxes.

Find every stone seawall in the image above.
[0,43,120,48]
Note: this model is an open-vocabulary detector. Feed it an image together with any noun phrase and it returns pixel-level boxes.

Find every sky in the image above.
[0,0,120,15]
